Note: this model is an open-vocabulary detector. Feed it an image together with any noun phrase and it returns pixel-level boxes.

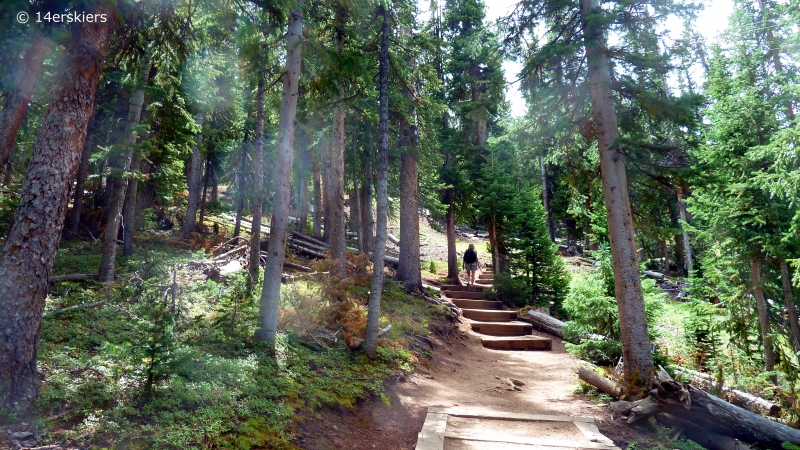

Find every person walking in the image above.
[462,243,480,285]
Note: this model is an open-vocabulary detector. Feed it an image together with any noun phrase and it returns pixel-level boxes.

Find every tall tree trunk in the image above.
[353,181,364,253]
[312,145,322,239]
[234,143,248,237]
[541,155,556,242]
[444,149,460,285]
[322,140,331,244]
[398,148,422,291]
[756,0,795,123]
[0,4,113,413]
[365,3,391,359]
[249,77,266,283]
[677,188,693,277]
[98,58,150,281]
[364,155,374,253]
[257,2,303,346]
[122,153,141,256]
[0,36,52,171]
[328,10,348,280]
[199,158,211,225]
[780,258,800,352]
[579,0,653,383]
[181,113,205,238]
[67,113,97,236]
[750,255,777,384]
[298,128,310,233]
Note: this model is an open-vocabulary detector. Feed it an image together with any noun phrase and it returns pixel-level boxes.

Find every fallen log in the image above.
[289,242,326,259]
[387,233,400,245]
[290,231,328,248]
[283,260,312,272]
[288,237,328,253]
[49,273,98,283]
[212,244,248,261]
[655,412,751,450]
[672,366,780,416]
[616,367,800,449]
[525,310,567,339]
[642,270,666,280]
[577,366,622,399]
[44,301,104,318]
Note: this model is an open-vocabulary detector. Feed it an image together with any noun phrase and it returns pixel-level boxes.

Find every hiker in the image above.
[462,243,480,285]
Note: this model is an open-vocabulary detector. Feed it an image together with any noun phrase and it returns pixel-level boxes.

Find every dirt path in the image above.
[294,319,650,450]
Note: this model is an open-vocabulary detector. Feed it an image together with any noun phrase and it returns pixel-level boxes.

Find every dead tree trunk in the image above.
[234,143,248,237]
[67,112,97,236]
[364,3,390,359]
[579,0,653,383]
[181,113,205,238]
[98,55,151,281]
[0,36,52,171]
[0,5,114,413]
[364,155,374,254]
[256,2,303,346]
[750,255,777,383]
[249,77,266,283]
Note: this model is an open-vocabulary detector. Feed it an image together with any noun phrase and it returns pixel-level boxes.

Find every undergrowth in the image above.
[31,234,447,449]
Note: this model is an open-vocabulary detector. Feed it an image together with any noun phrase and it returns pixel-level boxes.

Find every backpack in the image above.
[464,249,477,263]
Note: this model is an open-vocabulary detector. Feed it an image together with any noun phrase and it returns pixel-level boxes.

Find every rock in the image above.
[9,431,33,440]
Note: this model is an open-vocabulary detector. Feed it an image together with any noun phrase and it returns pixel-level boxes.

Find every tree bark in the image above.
[364,3,391,359]
[249,77,267,283]
[327,10,348,280]
[98,56,150,281]
[364,155,374,253]
[540,155,556,242]
[353,181,364,253]
[199,158,211,225]
[181,113,205,238]
[67,112,97,236]
[445,150,461,285]
[312,144,322,239]
[577,366,622,398]
[750,255,777,383]
[0,4,113,413]
[579,0,653,384]
[677,188,693,276]
[0,35,52,171]
[256,2,303,346]
[398,142,421,292]
[780,258,800,352]
[234,143,248,237]
[122,152,141,256]
[298,128,310,233]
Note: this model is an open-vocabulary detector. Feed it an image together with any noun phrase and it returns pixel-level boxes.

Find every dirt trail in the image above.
[294,319,649,450]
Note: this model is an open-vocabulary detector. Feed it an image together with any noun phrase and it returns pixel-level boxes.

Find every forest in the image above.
[0,0,798,448]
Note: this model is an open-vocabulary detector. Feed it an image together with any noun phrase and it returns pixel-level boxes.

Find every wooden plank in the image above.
[573,421,619,448]
[451,299,503,310]
[443,431,613,449]
[415,412,448,450]
[461,309,518,322]
[471,322,532,336]
[481,336,552,350]
[441,285,485,292]
[444,290,485,300]
[426,407,594,423]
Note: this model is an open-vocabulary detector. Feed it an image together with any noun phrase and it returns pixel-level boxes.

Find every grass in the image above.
[29,233,450,449]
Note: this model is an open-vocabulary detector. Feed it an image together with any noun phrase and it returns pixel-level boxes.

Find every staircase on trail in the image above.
[442,271,552,351]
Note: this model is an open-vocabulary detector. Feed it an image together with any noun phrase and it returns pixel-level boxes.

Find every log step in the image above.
[461,309,518,322]
[481,336,552,350]
[471,321,532,336]
[478,274,494,280]
[441,284,485,292]
[451,299,503,310]
[444,290,484,300]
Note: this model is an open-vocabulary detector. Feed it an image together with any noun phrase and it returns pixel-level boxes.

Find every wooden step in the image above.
[441,284,485,292]
[444,290,484,300]
[471,321,532,336]
[451,299,503,310]
[481,336,552,350]
[478,274,494,280]
[461,309,518,322]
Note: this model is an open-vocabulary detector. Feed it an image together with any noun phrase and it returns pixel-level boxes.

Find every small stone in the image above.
[332,425,339,431]
[9,431,33,440]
